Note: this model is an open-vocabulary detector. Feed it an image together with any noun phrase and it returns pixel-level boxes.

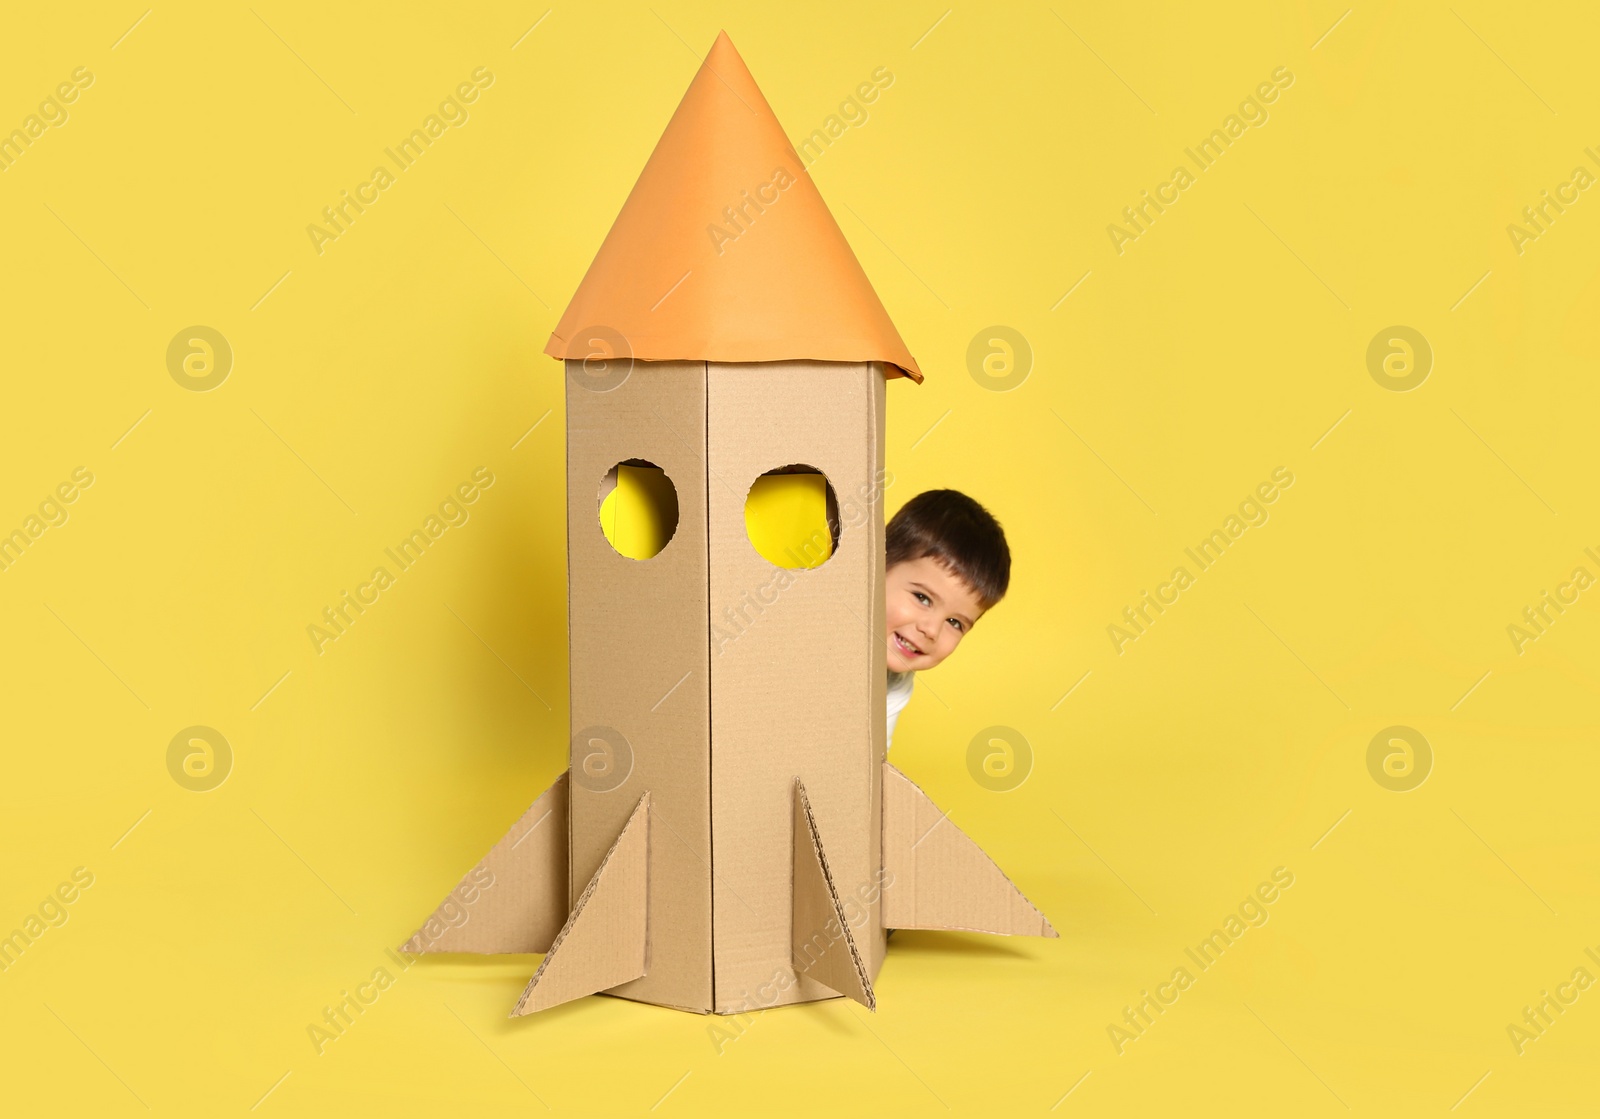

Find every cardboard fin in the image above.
[791,779,876,1010]
[402,771,570,955]
[881,763,1057,937]
[512,792,651,1016]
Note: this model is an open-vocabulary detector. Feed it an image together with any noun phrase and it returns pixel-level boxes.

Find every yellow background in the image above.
[2,1,1597,1115]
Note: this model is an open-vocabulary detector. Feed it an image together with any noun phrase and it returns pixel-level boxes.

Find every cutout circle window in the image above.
[744,464,839,569]
[599,460,679,560]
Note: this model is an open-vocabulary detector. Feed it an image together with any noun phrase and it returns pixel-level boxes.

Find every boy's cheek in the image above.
[941,630,973,662]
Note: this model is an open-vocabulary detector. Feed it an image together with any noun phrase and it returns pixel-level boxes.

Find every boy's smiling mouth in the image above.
[893,631,922,657]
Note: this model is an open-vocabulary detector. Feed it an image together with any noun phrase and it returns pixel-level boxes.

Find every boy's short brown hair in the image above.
[885,489,1011,611]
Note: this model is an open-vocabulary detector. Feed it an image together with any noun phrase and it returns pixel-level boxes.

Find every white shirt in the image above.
[886,670,915,751]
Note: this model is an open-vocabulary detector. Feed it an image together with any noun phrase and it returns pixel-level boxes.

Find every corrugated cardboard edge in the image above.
[512,791,651,1016]
[881,764,1057,937]
[864,361,889,986]
[401,771,570,955]
[792,779,875,1010]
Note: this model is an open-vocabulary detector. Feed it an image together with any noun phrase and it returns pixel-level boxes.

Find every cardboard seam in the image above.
[865,362,881,821]
[563,366,578,913]
[641,796,653,982]
[703,359,716,1013]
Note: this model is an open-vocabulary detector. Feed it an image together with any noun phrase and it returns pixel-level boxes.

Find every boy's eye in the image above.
[914,592,930,605]
[948,618,964,633]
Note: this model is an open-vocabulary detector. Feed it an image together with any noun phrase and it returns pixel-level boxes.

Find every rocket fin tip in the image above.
[403,770,571,956]
[881,763,1056,938]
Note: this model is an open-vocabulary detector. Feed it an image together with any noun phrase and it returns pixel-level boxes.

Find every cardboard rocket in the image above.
[404,31,1055,1017]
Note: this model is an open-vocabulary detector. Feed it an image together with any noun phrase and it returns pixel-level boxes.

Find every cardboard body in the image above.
[567,357,886,1014]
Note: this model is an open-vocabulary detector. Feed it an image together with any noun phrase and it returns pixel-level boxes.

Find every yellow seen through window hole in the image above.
[744,465,838,569]
[599,460,679,560]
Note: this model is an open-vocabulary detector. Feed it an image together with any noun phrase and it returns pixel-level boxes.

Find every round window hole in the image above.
[599,459,679,560]
[744,464,839,569]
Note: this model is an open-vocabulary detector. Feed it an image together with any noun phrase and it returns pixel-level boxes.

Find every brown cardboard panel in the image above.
[401,772,570,955]
[708,361,887,1012]
[566,359,713,1013]
[791,780,875,1009]
[513,792,651,1016]
[881,764,1058,937]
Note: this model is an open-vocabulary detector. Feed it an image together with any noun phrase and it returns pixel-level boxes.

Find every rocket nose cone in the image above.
[707,29,739,61]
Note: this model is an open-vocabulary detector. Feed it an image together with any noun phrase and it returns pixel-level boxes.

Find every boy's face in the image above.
[885,555,986,673]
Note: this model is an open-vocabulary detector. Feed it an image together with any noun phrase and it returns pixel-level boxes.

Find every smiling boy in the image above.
[884,490,1011,751]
